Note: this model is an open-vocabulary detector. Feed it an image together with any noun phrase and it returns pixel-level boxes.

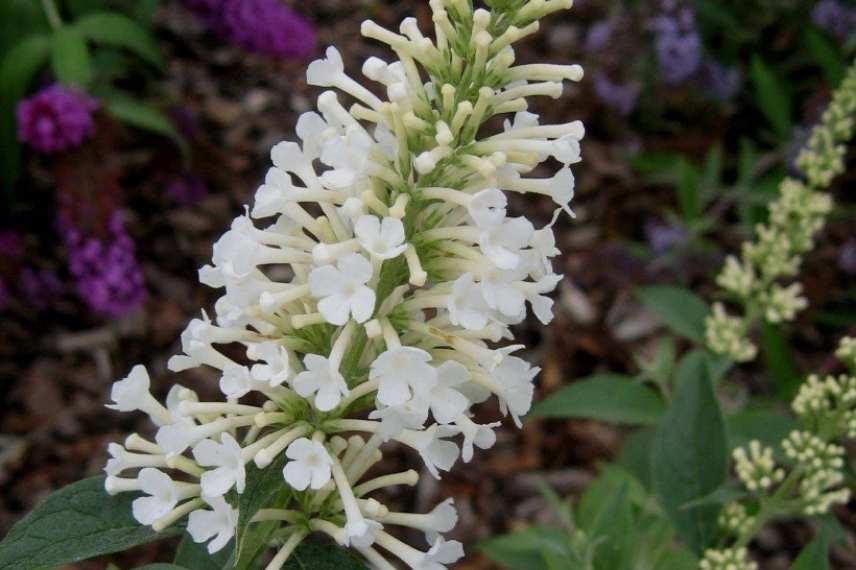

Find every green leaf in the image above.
[51,26,94,88]
[530,374,665,425]
[618,427,656,490]
[480,527,575,570]
[651,352,728,554]
[726,408,797,451]
[174,532,231,570]
[636,286,711,343]
[677,159,701,222]
[234,452,289,568]
[75,11,163,68]
[586,483,634,570]
[759,322,801,400]
[0,33,50,193]
[0,476,179,570]
[750,55,792,140]
[283,539,370,570]
[103,92,182,143]
[792,533,830,570]
[136,565,192,570]
[805,29,845,87]
[577,466,646,531]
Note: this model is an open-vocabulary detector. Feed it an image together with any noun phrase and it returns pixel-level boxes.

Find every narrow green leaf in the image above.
[577,466,646,531]
[651,352,728,554]
[677,159,701,222]
[284,539,370,570]
[805,29,845,87]
[792,533,830,570]
[679,485,746,510]
[75,11,163,68]
[636,286,711,343]
[587,483,634,570]
[530,374,665,425]
[174,532,231,570]
[0,33,50,192]
[234,452,289,567]
[480,527,574,570]
[0,476,179,570]
[103,93,182,144]
[750,55,792,140]
[760,321,801,400]
[51,26,93,88]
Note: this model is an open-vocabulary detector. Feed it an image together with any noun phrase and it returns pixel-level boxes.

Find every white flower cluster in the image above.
[732,440,784,494]
[718,502,754,537]
[792,373,856,437]
[836,336,856,370]
[103,1,583,568]
[781,430,849,515]
[699,547,758,570]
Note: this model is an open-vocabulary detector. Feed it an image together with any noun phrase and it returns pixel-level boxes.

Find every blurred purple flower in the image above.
[645,219,687,255]
[16,84,98,154]
[696,60,741,102]
[812,0,856,42]
[585,21,613,52]
[61,212,146,318]
[21,267,64,310]
[165,173,209,207]
[840,239,856,275]
[0,230,24,260]
[650,6,702,85]
[593,72,641,116]
[185,0,316,58]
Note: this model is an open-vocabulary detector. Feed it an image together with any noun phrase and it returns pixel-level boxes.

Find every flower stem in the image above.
[40,0,63,30]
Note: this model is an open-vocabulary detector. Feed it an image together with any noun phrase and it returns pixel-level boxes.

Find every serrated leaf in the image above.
[174,532,231,570]
[51,26,93,88]
[530,374,665,425]
[636,286,710,343]
[750,55,791,140]
[0,476,179,570]
[75,11,163,68]
[651,352,728,554]
[284,539,369,570]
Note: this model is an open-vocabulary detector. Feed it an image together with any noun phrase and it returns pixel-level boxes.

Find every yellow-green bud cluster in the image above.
[718,502,755,537]
[699,547,758,570]
[732,440,784,493]
[836,336,856,371]
[781,430,849,515]
[796,63,856,188]
[792,373,856,437]
[705,61,855,363]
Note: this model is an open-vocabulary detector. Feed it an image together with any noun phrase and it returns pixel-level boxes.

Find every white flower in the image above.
[187,495,238,554]
[131,468,178,525]
[468,188,507,228]
[248,342,291,387]
[454,415,500,462]
[293,354,350,411]
[493,355,539,426]
[369,396,431,438]
[479,216,534,270]
[309,253,376,325]
[427,361,471,424]
[481,267,527,319]
[400,425,460,479]
[447,273,492,331]
[320,125,374,188]
[106,366,171,426]
[371,347,437,407]
[307,46,344,87]
[193,433,246,497]
[219,363,264,399]
[355,215,407,260]
[423,537,465,570]
[283,438,333,490]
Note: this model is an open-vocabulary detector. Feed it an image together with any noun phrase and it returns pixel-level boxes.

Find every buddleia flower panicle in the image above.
[706,62,856,363]
[103,1,584,567]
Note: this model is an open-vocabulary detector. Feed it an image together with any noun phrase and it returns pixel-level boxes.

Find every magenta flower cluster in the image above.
[61,213,146,318]
[16,84,98,154]
[185,0,315,58]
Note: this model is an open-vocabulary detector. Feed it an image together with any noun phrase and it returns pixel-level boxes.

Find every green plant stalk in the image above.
[40,0,63,30]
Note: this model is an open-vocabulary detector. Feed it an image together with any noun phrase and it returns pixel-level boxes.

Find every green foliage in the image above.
[0,476,178,570]
[51,26,94,88]
[791,531,831,570]
[651,352,728,553]
[174,533,231,570]
[759,321,801,400]
[750,55,792,141]
[726,407,797,451]
[636,286,711,343]
[102,92,183,145]
[75,11,164,68]
[804,29,846,87]
[480,527,583,570]
[283,539,370,570]
[530,374,665,425]
[233,452,289,568]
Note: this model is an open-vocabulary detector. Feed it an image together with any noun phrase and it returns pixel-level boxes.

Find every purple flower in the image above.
[21,267,64,310]
[16,84,98,153]
[840,239,856,275]
[645,219,687,256]
[650,6,702,85]
[0,231,24,260]
[165,173,209,207]
[585,21,613,53]
[812,0,856,42]
[593,72,641,116]
[184,0,316,58]
[61,212,146,318]
[696,60,741,102]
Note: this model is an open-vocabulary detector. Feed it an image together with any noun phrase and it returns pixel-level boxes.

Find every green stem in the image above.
[40,0,63,30]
